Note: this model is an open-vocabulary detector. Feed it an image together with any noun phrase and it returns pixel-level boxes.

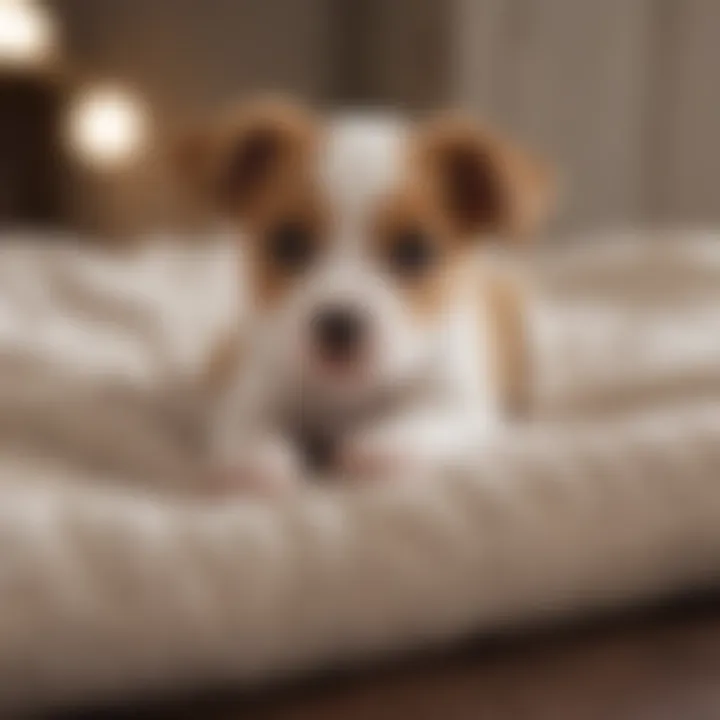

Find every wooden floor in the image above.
[63,595,720,720]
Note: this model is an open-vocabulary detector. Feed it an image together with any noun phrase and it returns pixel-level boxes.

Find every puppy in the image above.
[178,98,553,492]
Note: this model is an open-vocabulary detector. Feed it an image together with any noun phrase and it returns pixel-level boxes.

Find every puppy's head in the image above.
[177,98,553,405]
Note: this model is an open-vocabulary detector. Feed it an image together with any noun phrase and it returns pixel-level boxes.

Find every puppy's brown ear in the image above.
[173,97,316,216]
[417,113,554,240]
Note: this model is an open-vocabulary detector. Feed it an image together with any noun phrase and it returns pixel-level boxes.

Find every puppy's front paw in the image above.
[339,430,427,483]
[207,437,301,497]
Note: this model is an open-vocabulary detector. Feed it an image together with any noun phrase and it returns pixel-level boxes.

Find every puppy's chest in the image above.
[277,384,416,470]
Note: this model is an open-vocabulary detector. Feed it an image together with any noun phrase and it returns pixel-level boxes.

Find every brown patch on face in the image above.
[244,189,328,311]
[370,130,492,322]
[231,107,326,312]
[372,179,460,321]
[368,112,553,321]
[175,97,328,311]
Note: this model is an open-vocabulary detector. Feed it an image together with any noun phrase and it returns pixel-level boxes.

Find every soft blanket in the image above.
[1,229,720,713]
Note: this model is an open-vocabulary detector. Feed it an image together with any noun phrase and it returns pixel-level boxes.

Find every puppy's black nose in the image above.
[312,306,365,360]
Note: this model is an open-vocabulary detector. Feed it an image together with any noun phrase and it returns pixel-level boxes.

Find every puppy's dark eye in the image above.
[267,220,315,271]
[388,229,437,277]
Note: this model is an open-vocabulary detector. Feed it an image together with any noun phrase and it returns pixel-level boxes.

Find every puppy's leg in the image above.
[204,379,302,497]
[340,406,496,483]
[207,432,302,496]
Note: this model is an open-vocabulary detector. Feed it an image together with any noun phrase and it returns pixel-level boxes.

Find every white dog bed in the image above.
[1,230,720,714]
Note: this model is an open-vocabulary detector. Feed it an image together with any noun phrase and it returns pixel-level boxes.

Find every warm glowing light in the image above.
[67,87,148,169]
[0,0,56,66]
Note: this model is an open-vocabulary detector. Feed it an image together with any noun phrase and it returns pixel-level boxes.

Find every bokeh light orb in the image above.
[67,87,148,169]
[0,0,56,66]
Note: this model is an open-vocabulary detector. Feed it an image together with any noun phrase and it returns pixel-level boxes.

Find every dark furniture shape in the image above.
[0,68,68,227]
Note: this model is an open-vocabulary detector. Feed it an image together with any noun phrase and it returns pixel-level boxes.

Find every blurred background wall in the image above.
[3,0,720,236]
